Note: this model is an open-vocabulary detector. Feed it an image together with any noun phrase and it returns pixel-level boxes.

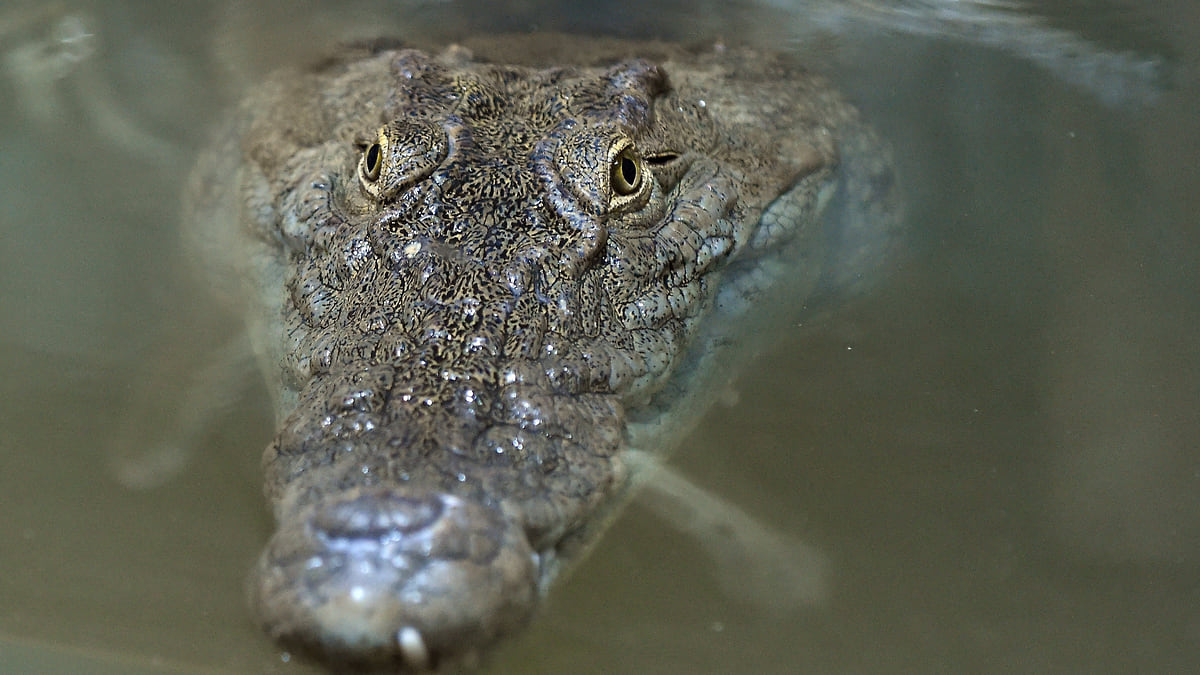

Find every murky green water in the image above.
[1,1,1197,673]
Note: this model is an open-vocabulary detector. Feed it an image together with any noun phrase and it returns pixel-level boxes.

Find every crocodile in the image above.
[185,33,898,672]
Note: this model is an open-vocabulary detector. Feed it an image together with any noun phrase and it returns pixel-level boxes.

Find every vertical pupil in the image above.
[621,156,637,186]
[366,144,382,178]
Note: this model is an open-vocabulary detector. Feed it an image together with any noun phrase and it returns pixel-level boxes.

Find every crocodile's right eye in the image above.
[358,120,448,201]
[362,143,383,182]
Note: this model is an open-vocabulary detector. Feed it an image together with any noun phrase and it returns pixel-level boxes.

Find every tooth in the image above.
[397,625,431,670]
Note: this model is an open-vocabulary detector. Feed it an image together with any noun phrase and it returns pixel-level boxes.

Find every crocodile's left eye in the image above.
[362,143,383,182]
[611,146,642,196]
[605,139,652,213]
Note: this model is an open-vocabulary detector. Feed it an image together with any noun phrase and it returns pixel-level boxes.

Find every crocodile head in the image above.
[197,37,888,671]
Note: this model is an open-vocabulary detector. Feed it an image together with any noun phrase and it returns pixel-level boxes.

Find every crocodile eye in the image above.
[362,143,383,182]
[611,147,642,196]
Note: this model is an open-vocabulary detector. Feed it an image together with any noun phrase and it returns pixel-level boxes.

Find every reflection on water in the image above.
[1,1,1197,673]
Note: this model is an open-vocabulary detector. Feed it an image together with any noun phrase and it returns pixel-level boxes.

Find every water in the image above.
[1,1,1197,673]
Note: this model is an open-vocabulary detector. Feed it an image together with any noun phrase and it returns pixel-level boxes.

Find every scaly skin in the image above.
[185,34,897,671]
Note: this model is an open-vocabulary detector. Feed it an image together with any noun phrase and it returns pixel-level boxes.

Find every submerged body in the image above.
[186,34,897,671]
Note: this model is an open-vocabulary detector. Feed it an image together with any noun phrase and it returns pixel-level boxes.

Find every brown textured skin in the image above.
[185,34,896,672]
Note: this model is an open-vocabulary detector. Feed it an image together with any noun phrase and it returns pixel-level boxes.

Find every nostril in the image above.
[251,489,541,670]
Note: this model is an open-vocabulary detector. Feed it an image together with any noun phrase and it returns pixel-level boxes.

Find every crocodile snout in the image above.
[250,488,539,671]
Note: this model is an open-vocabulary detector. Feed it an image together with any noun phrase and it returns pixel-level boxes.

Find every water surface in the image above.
[1,1,1197,673]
